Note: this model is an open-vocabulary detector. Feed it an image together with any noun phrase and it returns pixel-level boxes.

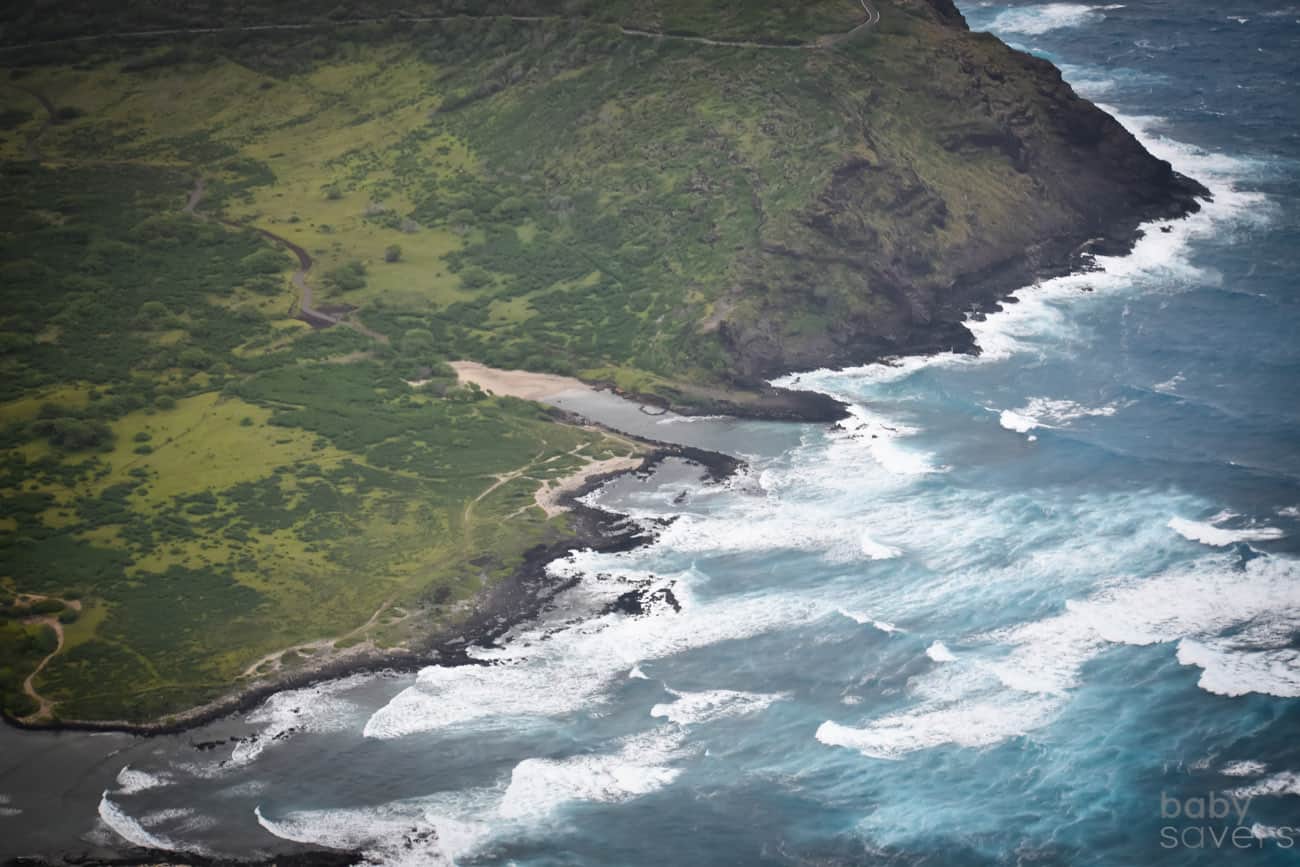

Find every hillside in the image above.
[0,0,1204,724]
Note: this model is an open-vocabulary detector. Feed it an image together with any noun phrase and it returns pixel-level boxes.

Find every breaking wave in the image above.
[990,3,1125,36]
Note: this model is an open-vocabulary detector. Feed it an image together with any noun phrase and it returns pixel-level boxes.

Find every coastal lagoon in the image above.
[3,0,1299,863]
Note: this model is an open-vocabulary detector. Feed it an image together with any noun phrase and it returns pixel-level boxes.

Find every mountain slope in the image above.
[0,0,1204,723]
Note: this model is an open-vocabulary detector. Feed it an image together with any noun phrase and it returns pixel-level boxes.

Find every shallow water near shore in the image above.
[4,1,1300,864]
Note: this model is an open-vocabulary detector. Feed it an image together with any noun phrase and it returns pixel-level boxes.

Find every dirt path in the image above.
[21,617,63,719]
[12,594,78,721]
[237,594,398,679]
[461,451,548,547]
[183,176,389,343]
[182,174,205,214]
[0,4,879,54]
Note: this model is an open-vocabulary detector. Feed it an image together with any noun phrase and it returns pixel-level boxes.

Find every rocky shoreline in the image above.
[0,188,1207,864]
[0,440,740,741]
[0,182,1209,867]
[720,175,1207,388]
[0,441,741,867]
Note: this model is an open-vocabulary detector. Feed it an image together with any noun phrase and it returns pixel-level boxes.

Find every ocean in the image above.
[2,1,1298,863]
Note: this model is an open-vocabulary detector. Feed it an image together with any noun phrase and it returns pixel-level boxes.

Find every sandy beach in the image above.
[451,361,596,402]
[535,454,646,518]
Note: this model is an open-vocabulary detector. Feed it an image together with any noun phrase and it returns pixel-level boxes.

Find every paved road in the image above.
[0,4,879,53]
[5,85,55,160]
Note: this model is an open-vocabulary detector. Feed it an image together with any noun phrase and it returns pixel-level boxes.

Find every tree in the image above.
[31,417,114,451]
[384,244,402,263]
[179,347,211,369]
[459,265,492,289]
[327,260,368,291]
[400,328,435,356]
[242,247,289,275]
[135,300,173,329]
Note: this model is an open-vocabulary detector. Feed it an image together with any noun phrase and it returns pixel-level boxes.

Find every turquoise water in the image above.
[3,2,1298,863]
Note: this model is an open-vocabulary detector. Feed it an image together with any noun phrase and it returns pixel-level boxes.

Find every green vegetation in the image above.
[327,259,368,292]
[0,0,1176,722]
[0,118,635,723]
[2,0,1131,397]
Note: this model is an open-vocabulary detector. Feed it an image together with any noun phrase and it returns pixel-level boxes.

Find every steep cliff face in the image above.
[715,0,1207,380]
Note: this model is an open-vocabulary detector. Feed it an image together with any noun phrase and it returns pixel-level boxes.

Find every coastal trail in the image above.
[236,594,401,680]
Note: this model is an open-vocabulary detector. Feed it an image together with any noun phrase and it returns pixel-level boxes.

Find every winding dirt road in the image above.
[13,595,80,721]
[184,177,389,342]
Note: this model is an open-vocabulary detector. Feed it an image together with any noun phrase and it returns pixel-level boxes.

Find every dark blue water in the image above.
[3,2,1298,864]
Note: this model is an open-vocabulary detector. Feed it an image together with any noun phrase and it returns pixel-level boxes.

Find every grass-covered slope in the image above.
[0,0,1202,723]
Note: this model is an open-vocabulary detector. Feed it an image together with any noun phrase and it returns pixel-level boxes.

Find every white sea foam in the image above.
[816,694,1059,759]
[650,688,785,725]
[268,688,778,860]
[98,794,201,854]
[926,641,957,663]
[998,397,1121,434]
[256,796,493,867]
[656,414,728,425]
[845,405,939,476]
[140,807,195,827]
[1176,639,1300,698]
[1221,760,1268,777]
[1278,506,1300,518]
[1230,771,1300,799]
[499,690,779,823]
[608,450,913,564]
[990,554,1300,696]
[999,410,1040,434]
[113,765,170,795]
[498,727,684,822]
[990,3,1124,35]
[225,675,370,767]
[1153,373,1185,394]
[838,609,900,633]
[628,664,648,679]
[860,533,903,560]
[645,510,897,564]
[364,566,831,739]
[1168,516,1285,547]
[820,553,1300,759]
[1251,825,1294,842]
